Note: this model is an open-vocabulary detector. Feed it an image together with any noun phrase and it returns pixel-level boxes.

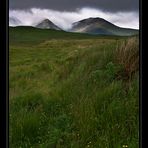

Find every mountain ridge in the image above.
[35,19,61,30]
[70,17,138,36]
[9,17,22,26]
[9,17,138,36]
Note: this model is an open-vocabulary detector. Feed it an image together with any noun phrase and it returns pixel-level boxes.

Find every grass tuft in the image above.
[115,37,139,80]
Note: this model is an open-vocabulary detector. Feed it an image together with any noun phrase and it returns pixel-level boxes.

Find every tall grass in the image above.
[115,37,139,80]
[9,28,139,148]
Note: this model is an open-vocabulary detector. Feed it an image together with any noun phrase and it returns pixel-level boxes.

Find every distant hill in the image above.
[70,17,139,36]
[10,26,129,46]
[35,19,61,30]
[9,17,22,26]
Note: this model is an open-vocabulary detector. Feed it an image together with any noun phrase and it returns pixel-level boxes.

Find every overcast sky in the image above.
[9,0,139,29]
[10,0,139,12]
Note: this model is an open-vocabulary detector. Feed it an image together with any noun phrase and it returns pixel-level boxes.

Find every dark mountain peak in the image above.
[41,19,52,23]
[36,18,61,30]
[72,17,115,28]
[73,17,114,27]
[79,17,105,22]
[71,17,138,36]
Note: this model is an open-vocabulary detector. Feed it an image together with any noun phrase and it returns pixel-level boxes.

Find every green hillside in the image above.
[9,27,139,148]
[9,26,127,44]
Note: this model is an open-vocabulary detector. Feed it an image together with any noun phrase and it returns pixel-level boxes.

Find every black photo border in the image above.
[0,0,145,147]
[0,0,8,147]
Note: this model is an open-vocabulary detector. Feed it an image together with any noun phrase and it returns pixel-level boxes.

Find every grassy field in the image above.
[9,26,139,148]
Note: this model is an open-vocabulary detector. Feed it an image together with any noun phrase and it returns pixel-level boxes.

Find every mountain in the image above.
[70,17,138,36]
[9,17,22,26]
[35,19,61,30]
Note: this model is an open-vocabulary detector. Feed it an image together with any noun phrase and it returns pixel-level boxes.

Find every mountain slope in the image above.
[70,17,138,36]
[9,26,127,45]
[35,19,61,30]
[9,17,22,26]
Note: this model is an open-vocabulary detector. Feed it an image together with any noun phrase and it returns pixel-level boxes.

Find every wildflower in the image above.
[123,145,128,147]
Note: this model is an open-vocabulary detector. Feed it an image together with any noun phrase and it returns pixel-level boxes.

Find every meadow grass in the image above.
[9,27,139,148]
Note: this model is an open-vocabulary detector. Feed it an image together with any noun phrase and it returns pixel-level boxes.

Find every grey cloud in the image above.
[10,0,139,12]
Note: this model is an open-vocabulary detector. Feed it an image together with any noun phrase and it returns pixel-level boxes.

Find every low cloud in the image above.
[9,7,139,30]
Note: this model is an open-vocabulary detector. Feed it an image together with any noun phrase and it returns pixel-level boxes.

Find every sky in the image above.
[9,0,139,30]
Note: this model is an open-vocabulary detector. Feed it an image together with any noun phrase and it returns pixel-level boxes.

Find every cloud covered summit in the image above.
[9,7,139,30]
